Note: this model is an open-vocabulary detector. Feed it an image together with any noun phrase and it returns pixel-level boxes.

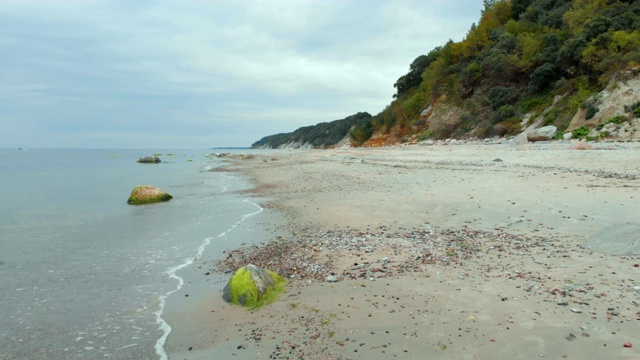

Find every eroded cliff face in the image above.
[362,95,465,147]
[255,134,353,149]
[567,70,640,140]
[420,97,465,139]
[253,141,314,150]
[362,70,640,146]
[361,130,402,147]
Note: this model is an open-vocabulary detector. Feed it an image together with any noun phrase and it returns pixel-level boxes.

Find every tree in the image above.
[530,62,558,91]
[583,16,612,41]
[512,0,534,20]
[483,0,497,11]
[540,32,562,64]
[563,0,608,34]
[609,30,640,53]
[421,57,448,101]
[557,37,587,71]
[393,47,443,98]
[487,86,518,110]
[463,23,490,57]
[516,32,544,70]
[522,0,573,29]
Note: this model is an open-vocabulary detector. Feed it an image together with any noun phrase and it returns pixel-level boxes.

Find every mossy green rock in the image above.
[127,185,173,205]
[222,264,286,309]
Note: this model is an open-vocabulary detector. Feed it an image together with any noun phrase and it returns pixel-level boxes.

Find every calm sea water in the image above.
[0,148,265,359]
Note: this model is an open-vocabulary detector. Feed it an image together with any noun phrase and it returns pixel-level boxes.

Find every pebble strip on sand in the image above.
[214,226,550,282]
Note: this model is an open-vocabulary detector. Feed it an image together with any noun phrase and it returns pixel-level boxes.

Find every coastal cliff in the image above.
[253,0,640,148]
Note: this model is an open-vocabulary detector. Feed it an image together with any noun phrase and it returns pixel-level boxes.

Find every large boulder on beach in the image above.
[585,223,640,255]
[222,264,286,309]
[527,126,557,142]
[137,156,161,163]
[127,185,173,205]
[509,131,530,146]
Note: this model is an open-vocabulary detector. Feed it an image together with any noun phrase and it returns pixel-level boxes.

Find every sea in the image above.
[0,148,269,360]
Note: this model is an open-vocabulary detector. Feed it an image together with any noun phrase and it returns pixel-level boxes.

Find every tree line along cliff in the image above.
[253,0,640,149]
[251,112,372,149]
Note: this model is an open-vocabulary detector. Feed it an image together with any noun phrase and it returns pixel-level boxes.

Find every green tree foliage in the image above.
[516,32,544,69]
[393,47,443,98]
[564,0,608,34]
[349,120,374,146]
[421,56,448,101]
[487,86,518,109]
[512,0,535,20]
[529,62,559,91]
[540,32,562,64]
[557,36,587,70]
[462,62,483,89]
[521,0,573,29]
[492,105,516,124]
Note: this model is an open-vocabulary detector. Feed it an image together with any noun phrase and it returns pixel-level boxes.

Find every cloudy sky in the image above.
[1,0,484,148]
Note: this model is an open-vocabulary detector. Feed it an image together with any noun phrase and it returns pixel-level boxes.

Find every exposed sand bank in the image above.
[166,142,640,359]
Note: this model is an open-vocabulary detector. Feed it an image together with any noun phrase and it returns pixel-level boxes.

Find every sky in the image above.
[0,0,485,148]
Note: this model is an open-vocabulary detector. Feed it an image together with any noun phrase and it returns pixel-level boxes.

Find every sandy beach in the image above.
[165,142,640,359]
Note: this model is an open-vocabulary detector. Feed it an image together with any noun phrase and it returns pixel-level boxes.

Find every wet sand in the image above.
[166,142,640,359]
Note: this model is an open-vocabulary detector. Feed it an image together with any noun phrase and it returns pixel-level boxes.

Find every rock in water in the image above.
[127,185,173,205]
[222,264,286,309]
[137,156,161,163]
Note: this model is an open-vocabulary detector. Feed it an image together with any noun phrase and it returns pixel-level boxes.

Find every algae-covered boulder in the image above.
[127,185,173,205]
[222,264,286,309]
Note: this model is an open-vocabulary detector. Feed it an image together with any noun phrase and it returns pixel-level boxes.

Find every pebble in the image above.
[623,342,633,348]
[571,308,582,313]
[326,275,339,282]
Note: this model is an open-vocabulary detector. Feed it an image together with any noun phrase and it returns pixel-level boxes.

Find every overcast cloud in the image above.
[0,0,484,148]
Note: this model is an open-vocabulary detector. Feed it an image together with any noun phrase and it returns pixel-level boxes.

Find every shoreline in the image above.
[165,143,640,359]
